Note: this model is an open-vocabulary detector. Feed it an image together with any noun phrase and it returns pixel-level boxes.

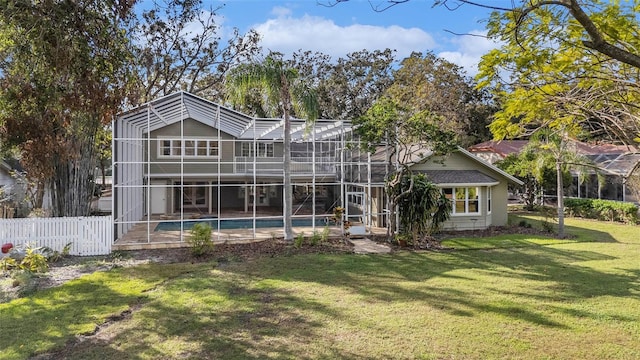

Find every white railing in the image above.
[0,216,112,256]
[234,157,337,174]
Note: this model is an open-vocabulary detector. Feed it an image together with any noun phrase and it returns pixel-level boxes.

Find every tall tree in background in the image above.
[387,52,494,146]
[133,0,261,104]
[226,52,319,241]
[0,0,135,216]
[316,49,396,120]
[282,49,395,120]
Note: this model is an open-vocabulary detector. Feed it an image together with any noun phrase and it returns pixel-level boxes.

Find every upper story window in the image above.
[240,142,274,157]
[443,187,480,215]
[158,137,219,158]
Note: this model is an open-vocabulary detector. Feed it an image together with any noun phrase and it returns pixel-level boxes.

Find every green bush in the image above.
[564,198,593,218]
[565,198,638,224]
[321,225,331,242]
[187,222,214,257]
[294,232,305,248]
[1,246,49,273]
[518,220,532,228]
[310,231,321,246]
[21,248,49,273]
[0,257,18,271]
[43,242,72,263]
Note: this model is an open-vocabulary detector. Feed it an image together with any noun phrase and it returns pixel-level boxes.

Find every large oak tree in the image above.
[0,0,135,216]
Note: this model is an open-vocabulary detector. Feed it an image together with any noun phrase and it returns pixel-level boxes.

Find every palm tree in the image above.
[528,129,597,238]
[226,52,319,241]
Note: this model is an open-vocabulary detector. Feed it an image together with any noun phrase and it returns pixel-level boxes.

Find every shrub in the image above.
[321,225,331,242]
[0,257,18,271]
[294,232,305,248]
[518,220,532,228]
[565,198,638,224]
[565,198,593,218]
[20,247,49,273]
[187,222,214,257]
[310,231,321,246]
[43,242,72,263]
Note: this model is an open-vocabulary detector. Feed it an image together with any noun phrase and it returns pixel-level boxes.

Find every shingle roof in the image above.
[418,170,499,186]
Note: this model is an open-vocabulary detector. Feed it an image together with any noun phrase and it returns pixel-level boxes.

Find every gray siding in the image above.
[148,119,235,176]
[412,152,512,228]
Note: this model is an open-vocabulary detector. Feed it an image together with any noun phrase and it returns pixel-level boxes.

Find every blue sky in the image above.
[138,0,507,76]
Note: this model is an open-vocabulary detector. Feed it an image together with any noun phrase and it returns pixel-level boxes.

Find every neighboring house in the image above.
[112,92,524,243]
[0,160,20,218]
[469,140,640,203]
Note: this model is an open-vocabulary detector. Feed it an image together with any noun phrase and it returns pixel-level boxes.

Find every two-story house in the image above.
[113,92,522,246]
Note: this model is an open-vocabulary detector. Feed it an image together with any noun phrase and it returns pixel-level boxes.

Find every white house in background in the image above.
[112,92,524,244]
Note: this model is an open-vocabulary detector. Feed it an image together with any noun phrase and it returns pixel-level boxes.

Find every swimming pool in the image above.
[154,218,329,232]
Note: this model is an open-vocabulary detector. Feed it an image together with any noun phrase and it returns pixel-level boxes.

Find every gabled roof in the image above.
[456,147,524,186]
[117,91,351,141]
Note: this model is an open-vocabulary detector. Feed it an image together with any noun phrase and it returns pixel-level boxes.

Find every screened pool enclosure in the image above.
[112,92,389,246]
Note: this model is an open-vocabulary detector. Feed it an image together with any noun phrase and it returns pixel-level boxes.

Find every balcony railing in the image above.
[234,157,337,174]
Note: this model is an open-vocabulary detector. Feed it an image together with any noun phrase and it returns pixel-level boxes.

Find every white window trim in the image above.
[157,136,220,159]
[240,141,275,158]
[443,186,482,216]
[487,186,492,214]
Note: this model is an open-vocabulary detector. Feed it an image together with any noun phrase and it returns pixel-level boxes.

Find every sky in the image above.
[138,0,507,76]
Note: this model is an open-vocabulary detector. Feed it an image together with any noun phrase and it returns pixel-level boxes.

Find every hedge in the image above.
[564,198,638,224]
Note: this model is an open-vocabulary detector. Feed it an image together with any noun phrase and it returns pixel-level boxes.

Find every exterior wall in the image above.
[412,152,512,228]
[148,119,236,175]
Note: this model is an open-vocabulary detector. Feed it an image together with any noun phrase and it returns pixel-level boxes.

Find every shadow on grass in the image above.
[54,268,369,360]
[509,214,619,243]
[227,242,637,331]
[0,272,147,359]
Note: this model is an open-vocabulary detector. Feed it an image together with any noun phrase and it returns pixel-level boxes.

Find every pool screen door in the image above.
[346,190,367,235]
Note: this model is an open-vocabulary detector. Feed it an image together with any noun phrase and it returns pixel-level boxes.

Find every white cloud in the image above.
[271,6,292,17]
[252,13,435,60]
[438,30,501,77]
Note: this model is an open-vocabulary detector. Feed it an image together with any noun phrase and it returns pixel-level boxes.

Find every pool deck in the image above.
[113,215,387,251]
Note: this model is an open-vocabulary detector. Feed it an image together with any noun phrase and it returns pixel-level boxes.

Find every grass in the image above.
[1,215,639,359]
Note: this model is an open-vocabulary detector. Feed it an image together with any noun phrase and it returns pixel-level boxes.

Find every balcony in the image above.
[234,157,337,175]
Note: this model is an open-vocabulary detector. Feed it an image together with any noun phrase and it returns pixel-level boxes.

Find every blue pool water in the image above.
[154,218,328,232]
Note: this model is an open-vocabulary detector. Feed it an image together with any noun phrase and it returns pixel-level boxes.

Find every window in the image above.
[158,138,219,158]
[487,187,492,214]
[443,187,480,215]
[240,142,274,157]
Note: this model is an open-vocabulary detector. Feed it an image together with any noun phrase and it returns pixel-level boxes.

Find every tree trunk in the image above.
[556,160,565,238]
[281,76,293,241]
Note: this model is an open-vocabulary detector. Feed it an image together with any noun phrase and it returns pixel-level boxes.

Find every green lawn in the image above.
[1,215,639,359]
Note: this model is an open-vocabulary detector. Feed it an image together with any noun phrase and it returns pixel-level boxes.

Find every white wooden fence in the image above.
[0,216,112,256]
